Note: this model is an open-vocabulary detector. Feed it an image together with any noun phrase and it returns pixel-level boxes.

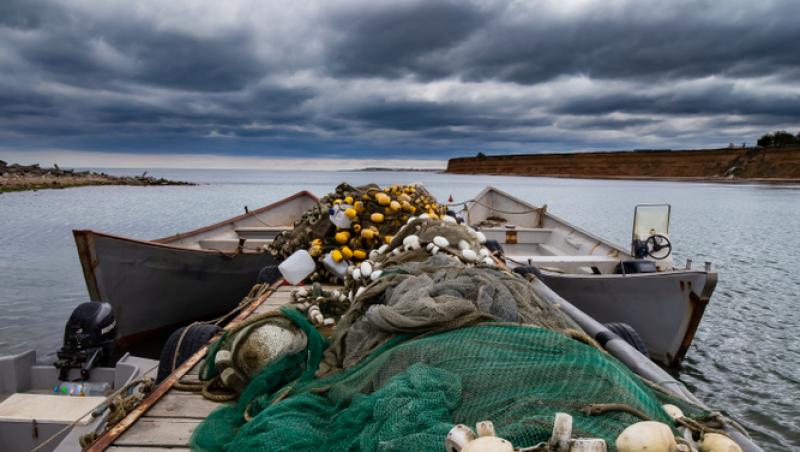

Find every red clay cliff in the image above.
[446,147,800,182]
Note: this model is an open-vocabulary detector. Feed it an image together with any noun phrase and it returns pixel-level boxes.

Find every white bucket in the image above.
[278,250,316,285]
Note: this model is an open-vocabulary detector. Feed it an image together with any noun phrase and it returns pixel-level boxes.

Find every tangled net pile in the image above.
[268,183,445,283]
[192,194,711,452]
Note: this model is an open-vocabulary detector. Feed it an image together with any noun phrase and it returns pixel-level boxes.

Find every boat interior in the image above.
[465,187,645,275]
[155,191,318,253]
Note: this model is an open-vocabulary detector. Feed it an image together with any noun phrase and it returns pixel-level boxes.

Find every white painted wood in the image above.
[0,393,105,424]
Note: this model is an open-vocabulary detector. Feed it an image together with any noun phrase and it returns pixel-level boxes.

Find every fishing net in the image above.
[191,249,707,451]
[191,319,706,452]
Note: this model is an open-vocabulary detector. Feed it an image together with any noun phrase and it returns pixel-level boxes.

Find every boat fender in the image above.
[615,421,677,452]
[512,265,542,278]
[157,324,221,383]
[484,239,503,254]
[257,265,281,284]
[699,433,743,452]
[603,323,650,358]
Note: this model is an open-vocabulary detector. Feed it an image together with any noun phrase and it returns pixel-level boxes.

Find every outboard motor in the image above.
[54,302,117,380]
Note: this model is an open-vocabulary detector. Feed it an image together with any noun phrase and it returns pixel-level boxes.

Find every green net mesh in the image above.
[191,321,706,451]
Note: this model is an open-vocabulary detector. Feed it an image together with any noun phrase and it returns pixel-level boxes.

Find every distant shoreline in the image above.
[446,146,800,183]
[0,161,194,193]
[348,167,444,172]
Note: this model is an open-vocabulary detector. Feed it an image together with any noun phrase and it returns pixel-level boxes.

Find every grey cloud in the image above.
[0,0,799,159]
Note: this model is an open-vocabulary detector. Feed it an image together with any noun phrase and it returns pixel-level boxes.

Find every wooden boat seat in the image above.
[198,239,271,252]
[0,393,105,424]
[513,255,620,273]
[235,227,292,239]
[480,228,556,245]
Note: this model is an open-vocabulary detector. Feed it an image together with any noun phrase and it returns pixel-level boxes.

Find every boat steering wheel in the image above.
[645,234,672,260]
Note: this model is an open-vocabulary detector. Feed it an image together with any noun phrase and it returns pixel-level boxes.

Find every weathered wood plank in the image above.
[144,392,223,419]
[114,418,200,447]
[107,447,190,452]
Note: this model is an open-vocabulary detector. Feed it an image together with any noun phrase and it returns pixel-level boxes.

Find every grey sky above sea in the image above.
[1,0,799,168]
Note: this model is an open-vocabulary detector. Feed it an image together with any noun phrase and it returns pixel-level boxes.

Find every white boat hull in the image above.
[539,270,716,367]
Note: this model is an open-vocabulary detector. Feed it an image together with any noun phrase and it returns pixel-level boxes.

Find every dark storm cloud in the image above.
[324,1,492,80]
[1,0,799,160]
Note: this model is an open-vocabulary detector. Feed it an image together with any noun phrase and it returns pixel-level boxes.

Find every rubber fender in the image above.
[257,264,281,284]
[484,239,504,254]
[157,324,221,383]
[603,322,649,358]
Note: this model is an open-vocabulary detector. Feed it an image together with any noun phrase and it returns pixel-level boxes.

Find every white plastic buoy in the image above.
[353,268,362,280]
[430,245,440,255]
[419,213,430,219]
[323,318,335,326]
[433,236,449,248]
[699,433,743,452]
[461,437,513,452]
[461,249,478,262]
[443,215,457,224]
[662,404,684,420]
[355,286,366,298]
[458,240,470,250]
[475,231,487,244]
[615,421,676,452]
[479,248,491,257]
[360,261,373,278]
[370,270,383,281]
[378,244,389,254]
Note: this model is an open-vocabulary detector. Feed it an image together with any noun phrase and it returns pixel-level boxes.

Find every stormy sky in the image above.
[1,0,799,166]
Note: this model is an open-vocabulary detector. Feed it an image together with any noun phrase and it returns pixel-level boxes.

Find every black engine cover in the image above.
[55,302,117,379]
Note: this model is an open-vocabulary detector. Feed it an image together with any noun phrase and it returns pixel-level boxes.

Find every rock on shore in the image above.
[0,160,194,192]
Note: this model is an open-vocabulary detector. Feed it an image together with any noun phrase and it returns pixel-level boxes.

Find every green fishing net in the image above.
[190,317,706,451]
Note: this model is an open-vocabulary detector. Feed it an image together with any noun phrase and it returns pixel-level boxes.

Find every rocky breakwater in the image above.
[0,160,194,193]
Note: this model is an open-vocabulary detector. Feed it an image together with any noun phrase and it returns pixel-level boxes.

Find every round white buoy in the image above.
[699,433,743,452]
[662,404,684,420]
[462,249,478,262]
[433,236,449,248]
[616,421,677,452]
[360,262,373,278]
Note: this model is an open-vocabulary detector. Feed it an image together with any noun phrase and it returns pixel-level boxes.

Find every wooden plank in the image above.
[88,280,284,451]
[114,418,200,447]
[144,392,222,419]
[108,447,190,452]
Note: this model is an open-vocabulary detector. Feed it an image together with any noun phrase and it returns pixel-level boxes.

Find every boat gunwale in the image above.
[72,190,319,256]
[469,185,631,256]
[153,190,318,244]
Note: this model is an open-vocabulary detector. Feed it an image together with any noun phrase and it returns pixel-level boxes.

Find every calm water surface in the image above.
[0,169,797,449]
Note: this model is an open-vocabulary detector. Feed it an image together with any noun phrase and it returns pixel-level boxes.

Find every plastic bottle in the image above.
[278,249,316,285]
[53,381,111,397]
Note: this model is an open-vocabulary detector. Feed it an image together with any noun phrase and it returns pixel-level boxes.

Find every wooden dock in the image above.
[89,281,311,451]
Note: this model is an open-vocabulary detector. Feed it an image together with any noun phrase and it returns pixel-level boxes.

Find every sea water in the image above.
[0,169,797,449]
